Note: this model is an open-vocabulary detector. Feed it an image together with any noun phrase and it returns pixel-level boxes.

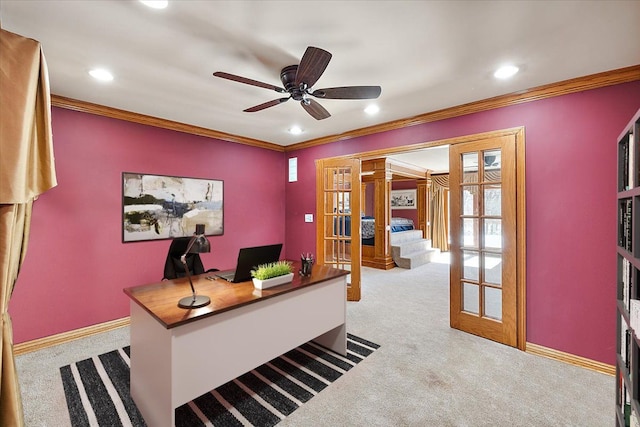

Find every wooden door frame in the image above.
[317,126,526,350]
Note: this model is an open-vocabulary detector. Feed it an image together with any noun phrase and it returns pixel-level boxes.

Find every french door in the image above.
[449,134,519,347]
[315,158,361,301]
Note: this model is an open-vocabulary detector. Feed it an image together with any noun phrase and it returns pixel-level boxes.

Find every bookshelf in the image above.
[617,108,640,427]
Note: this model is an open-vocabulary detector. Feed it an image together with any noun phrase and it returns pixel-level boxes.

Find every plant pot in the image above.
[252,273,294,290]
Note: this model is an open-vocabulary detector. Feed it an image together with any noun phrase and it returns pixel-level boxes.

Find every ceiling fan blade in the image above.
[311,86,382,100]
[213,72,286,93]
[295,46,332,88]
[301,99,331,120]
[244,97,290,112]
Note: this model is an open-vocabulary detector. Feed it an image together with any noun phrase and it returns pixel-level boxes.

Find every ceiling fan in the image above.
[213,46,382,120]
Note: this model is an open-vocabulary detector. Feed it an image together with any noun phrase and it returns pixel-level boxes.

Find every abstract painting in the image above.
[122,173,223,242]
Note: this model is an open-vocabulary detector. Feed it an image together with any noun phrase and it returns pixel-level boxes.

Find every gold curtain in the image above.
[430,174,449,252]
[0,29,57,426]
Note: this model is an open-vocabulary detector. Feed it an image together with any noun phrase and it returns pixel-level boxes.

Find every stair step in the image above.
[394,248,439,269]
[391,239,432,258]
[390,229,423,245]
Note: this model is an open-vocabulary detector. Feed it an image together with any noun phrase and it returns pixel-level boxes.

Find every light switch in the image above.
[304,214,313,223]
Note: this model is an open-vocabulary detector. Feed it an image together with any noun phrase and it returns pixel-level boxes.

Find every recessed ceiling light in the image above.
[88,68,114,82]
[494,65,519,79]
[364,104,380,115]
[140,0,168,9]
[289,126,303,135]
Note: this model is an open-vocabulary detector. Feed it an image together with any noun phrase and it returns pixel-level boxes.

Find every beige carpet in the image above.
[17,253,611,426]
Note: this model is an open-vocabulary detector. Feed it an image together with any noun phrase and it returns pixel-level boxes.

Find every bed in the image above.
[361,216,414,246]
[335,215,414,245]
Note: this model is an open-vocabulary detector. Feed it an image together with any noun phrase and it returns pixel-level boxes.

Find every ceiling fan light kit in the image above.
[213,46,382,120]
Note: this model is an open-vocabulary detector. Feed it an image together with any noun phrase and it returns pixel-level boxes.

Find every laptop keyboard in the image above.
[216,271,236,281]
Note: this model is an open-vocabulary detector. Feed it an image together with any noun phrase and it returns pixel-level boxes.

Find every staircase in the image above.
[391,230,439,269]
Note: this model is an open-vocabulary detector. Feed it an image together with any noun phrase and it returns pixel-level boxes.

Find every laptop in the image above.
[214,243,283,283]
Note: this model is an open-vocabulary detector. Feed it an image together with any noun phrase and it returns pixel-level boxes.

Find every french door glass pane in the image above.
[462,250,479,281]
[484,185,501,216]
[462,185,479,215]
[340,240,351,262]
[323,240,337,263]
[484,150,501,182]
[336,214,352,237]
[324,215,338,238]
[462,153,478,183]
[324,193,337,214]
[325,169,336,190]
[336,192,350,212]
[462,218,479,248]
[483,219,502,249]
[462,282,479,315]
[484,287,502,320]
[483,253,502,286]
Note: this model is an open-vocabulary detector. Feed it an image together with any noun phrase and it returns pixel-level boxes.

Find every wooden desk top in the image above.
[123,261,348,329]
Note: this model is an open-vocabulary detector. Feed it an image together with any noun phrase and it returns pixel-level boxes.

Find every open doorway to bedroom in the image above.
[367,145,451,270]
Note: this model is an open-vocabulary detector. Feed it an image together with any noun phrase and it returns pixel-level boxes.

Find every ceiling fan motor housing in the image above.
[280,65,306,100]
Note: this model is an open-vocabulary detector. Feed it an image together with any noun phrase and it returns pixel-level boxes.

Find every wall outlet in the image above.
[304,214,313,223]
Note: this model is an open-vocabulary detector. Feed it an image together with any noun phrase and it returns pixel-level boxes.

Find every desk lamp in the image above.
[178,224,211,309]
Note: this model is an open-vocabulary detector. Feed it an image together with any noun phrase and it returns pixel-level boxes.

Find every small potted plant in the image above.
[251,260,294,289]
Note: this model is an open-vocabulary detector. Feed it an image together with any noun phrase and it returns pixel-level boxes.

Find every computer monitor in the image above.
[215,243,283,282]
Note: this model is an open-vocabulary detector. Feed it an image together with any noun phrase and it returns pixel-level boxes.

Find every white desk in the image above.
[124,263,347,427]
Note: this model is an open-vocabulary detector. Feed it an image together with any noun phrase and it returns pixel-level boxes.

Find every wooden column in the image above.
[362,159,395,269]
[417,172,432,240]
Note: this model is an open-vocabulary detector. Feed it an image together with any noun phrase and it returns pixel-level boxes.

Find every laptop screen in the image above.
[225,243,283,282]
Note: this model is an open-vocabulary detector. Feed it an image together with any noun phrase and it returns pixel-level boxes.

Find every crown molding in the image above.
[285,64,640,152]
[52,65,640,153]
[50,95,285,152]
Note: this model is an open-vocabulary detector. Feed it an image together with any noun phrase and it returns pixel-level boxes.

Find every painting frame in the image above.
[122,172,224,243]
[391,189,417,210]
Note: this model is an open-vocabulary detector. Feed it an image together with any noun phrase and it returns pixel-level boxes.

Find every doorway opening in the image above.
[315,127,526,349]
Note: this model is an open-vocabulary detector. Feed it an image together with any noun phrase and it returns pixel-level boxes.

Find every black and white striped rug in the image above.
[60,333,379,426]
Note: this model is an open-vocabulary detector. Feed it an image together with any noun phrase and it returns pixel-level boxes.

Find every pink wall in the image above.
[284,81,640,365]
[9,108,286,343]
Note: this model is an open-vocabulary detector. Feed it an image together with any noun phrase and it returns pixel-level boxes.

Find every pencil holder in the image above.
[300,257,314,276]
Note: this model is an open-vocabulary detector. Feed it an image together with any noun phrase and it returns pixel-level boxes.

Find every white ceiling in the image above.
[1,0,639,151]
[389,145,451,174]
